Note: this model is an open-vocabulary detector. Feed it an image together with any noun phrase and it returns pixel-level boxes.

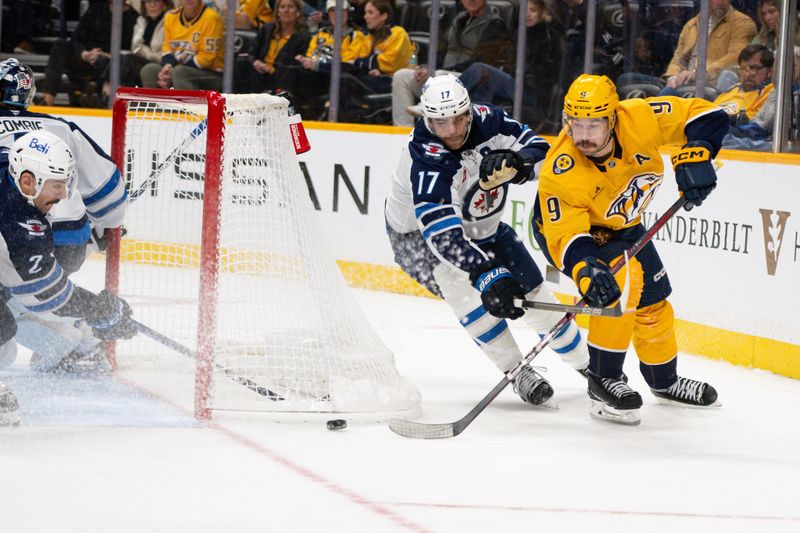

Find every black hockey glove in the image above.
[671,140,717,211]
[478,149,536,190]
[471,266,524,319]
[89,226,127,253]
[571,257,621,308]
[85,290,137,340]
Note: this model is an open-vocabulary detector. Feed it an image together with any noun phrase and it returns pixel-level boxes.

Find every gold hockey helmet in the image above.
[563,74,619,123]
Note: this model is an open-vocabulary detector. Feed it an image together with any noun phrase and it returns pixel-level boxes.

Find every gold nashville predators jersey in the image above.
[162,6,224,71]
[713,82,773,119]
[537,96,722,272]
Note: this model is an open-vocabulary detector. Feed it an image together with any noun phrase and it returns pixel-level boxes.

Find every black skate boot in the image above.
[587,372,642,425]
[651,377,719,407]
[0,380,19,427]
[512,365,555,407]
[577,367,628,383]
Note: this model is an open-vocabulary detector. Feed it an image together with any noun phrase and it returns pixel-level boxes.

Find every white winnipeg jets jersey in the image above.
[385,104,548,273]
[0,108,127,245]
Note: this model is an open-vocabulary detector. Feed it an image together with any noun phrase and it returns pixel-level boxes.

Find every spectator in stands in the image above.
[616,0,756,101]
[714,45,773,121]
[391,0,512,126]
[292,0,366,118]
[1,0,53,54]
[752,0,781,51]
[661,0,756,97]
[724,46,800,150]
[454,0,561,130]
[37,0,139,107]
[213,0,275,29]
[339,0,412,122]
[140,0,225,91]
[237,0,310,93]
[120,0,171,88]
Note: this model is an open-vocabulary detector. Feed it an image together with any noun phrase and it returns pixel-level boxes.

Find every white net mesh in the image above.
[114,92,420,418]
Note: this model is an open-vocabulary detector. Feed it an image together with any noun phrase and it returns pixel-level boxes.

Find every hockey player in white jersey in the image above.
[384,74,590,406]
[0,58,128,373]
[0,131,138,425]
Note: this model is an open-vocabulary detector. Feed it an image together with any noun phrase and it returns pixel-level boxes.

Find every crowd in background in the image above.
[1,0,799,150]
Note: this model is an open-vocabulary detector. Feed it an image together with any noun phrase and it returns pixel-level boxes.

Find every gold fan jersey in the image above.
[305,28,366,64]
[161,5,224,71]
[239,0,274,26]
[354,26,412,74]
[713,82,773,119]
[537,96,724,273]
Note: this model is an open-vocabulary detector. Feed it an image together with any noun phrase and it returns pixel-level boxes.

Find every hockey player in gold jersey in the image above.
[533,74,728,425]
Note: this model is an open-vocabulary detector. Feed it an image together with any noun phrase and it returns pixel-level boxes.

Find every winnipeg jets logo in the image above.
[473,189,499,212]
[19,219,46,236]
[606,173,662,224]
[422,142,447,159]
[473,104,491,122]
[464,183,506,220]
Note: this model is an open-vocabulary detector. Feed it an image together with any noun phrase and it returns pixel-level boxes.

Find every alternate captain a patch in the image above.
[553,154,574,175]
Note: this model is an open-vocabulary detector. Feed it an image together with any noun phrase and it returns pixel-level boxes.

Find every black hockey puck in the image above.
[326,419,347,431]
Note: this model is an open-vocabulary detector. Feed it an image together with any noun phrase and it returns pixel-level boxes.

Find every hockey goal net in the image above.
[107,88,420,420]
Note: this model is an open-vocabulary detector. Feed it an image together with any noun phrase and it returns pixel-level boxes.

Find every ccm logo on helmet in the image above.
[27,137,51,154]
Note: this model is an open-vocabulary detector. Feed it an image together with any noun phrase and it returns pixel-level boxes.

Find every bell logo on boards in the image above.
[758,209,791,276]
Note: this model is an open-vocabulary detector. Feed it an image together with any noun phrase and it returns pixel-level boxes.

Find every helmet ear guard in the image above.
[0,58,36,110]
[9,131,77,204]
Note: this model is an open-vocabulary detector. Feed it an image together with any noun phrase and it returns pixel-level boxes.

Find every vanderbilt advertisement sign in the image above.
[758,209,792,276]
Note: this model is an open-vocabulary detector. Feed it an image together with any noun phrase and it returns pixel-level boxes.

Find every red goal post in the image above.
[106,88,421,421]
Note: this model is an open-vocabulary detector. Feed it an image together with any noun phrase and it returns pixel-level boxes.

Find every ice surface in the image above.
[1,262,798,532]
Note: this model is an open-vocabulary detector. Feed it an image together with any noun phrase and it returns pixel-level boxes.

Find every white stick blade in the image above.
[388,419,455,439]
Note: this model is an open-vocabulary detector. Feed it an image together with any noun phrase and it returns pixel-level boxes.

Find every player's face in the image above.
[33,178,68,214]
[567,117,611,156]
[739,54,770,90]
[430,112,471,149]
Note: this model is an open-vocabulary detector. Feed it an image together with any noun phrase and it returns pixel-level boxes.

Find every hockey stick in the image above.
[388,196,687,439]
[132,320,283,400]
[129,118,208,201]
[511,298,622,317]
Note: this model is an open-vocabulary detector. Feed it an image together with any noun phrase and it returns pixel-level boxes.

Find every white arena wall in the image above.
[42,107,800,380]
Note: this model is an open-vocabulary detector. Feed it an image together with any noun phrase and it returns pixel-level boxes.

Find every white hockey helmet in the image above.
[419,74,472,144]
[8,131,77,204]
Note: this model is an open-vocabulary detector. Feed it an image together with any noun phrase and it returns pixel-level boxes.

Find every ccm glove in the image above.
[478,149,536,190]
[471,266,524,319]
[571,257,621,308]
[672,140,717,211]
[85,290,137,340]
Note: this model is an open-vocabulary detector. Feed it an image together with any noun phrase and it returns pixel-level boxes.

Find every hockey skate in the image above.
[651,376,720,407]
[577,367,628,383]
[587,372,642,426]
[30,343,111,375]
[512,365,556,408]
[0,381,20,427]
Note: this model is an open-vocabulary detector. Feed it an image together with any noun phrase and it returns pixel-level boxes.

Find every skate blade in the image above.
[531,398,559,410]
[653,397,722,409]
[589,399,641,426]
[0,411,20,427]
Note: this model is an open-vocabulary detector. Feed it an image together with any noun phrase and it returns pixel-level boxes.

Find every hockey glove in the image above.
[478,150,536,190]
[471,266,525,319]
[671,140,717,211]
[85,290,137,341]
[571,257,621,308]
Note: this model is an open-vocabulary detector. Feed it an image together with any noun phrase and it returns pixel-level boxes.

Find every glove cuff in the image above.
[472,266,513,292]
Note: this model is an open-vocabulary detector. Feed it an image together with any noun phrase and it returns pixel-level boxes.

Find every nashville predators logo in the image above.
[553,154,574,175]
[606,173,663,224]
